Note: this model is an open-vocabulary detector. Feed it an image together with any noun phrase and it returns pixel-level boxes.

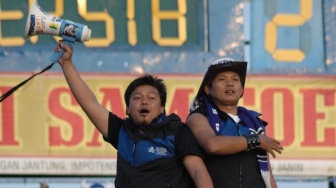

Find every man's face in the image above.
[126,85,164,125]
[205,71,243,106]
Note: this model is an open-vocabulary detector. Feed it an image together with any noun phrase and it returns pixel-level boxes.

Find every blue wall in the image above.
[0,0,335,75]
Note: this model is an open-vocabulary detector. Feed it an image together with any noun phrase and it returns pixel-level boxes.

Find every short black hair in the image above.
[124,74,167,107]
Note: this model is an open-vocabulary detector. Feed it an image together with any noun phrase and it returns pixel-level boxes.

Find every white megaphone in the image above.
[25,1,92,62]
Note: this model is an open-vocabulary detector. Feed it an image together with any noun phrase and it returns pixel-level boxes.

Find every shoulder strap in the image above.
[0,62,56,103]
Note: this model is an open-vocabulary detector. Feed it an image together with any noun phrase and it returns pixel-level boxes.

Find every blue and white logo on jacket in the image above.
[118,127,175,167]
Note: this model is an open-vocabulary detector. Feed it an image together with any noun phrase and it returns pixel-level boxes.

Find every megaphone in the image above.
[25,1,92,62]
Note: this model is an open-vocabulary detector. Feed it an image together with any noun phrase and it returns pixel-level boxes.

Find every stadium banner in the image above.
[0,73,336,176]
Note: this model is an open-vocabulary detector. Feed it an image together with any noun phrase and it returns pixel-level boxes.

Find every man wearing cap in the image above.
[185,58,284,188]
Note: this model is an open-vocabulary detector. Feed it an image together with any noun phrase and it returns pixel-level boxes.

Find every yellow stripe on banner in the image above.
[0,74,336,176]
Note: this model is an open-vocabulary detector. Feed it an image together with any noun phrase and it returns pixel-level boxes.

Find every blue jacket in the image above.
[191,102,267,188]
[104,112,193,188]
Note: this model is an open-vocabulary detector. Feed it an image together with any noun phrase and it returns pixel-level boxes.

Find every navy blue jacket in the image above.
[189,103,267,188]
[104,112,194,188]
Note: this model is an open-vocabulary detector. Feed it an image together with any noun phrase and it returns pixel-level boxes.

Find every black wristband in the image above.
[243,134,260,151]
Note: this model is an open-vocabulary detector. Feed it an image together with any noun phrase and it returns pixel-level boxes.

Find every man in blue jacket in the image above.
[186,58,284,188]
[54,40,212,188]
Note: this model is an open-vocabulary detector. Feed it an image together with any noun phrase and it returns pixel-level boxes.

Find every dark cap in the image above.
[195,58,247,101]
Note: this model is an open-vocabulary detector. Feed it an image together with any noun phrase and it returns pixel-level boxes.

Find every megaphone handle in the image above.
[49,38,74,63]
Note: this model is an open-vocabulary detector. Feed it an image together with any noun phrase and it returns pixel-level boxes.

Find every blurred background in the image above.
[0,0,335,187]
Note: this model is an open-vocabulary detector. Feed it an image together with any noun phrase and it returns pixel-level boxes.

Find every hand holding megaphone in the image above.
[54,40,73,65]
[25,1,91,63]
[0,1,91,103]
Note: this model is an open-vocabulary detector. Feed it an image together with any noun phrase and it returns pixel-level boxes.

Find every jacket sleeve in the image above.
[103,112,124,149]
[175,124,205,159]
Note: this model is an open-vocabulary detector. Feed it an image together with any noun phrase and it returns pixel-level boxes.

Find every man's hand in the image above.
[54,40,73,65]
[259,134,284,158]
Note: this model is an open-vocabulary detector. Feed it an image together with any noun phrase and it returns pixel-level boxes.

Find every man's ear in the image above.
[160,106,165,113]
[240,86,244,98]
[204,85,211,95]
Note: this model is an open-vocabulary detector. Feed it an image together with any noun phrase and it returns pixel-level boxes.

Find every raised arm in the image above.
[55,40,109,138]
[186,113,283,157]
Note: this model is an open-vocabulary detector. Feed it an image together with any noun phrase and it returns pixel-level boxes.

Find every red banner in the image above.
[0,73,335,175]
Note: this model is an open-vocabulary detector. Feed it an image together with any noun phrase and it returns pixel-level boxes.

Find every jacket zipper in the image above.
[237,123,242,188]
[133,142,137,166]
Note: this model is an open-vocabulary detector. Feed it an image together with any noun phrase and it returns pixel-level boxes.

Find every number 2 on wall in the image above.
[264,0,312,62]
